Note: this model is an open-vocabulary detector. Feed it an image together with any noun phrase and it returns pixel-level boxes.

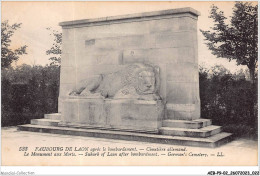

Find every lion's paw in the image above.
[138,94,160,101]
[69,91,79,96]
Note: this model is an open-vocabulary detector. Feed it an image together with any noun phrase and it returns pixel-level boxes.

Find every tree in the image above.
[46,28,62,66]
[200,2,258,83]
[1,20,27,69]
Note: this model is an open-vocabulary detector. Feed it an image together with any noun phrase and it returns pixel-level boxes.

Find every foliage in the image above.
[46,28,62,66]
[1,64,60,126]
[1,20,27,69]
[199,65,257,139]
[200,2,258,83]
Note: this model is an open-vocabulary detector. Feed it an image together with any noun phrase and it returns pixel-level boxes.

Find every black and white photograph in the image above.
[1,1,258,175]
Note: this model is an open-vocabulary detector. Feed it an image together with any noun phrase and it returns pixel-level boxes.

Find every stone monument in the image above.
[18,8,232,147]
[61,63,164,132]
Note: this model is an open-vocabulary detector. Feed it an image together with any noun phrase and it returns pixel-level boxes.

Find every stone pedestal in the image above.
[60,97,164,133]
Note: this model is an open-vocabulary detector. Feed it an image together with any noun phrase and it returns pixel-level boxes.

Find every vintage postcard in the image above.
[1,1,258,174]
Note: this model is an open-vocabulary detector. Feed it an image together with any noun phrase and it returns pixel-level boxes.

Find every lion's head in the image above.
[122,63,160,95]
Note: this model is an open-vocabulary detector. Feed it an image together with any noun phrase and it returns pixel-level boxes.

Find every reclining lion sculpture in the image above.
[69,63,161,101]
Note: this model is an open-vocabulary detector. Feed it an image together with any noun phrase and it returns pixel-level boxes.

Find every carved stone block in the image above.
[60,98,164,132]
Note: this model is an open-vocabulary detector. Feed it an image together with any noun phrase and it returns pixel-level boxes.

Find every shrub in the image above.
[1,64,60,126]
[199,65,257,139]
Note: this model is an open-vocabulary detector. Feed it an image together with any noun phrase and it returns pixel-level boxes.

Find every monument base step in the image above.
[58,123,159,134]
[30,118,158,134]
[17,124,232,148]
[31,119,60,126]
[159,125,222,138]
[44,113,61,120]
[162,119,212,129]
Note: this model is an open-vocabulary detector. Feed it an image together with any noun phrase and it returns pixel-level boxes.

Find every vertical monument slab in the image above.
[59,8,201,121]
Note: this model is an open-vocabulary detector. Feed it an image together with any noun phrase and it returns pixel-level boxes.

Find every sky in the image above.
[2,1,257,72]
